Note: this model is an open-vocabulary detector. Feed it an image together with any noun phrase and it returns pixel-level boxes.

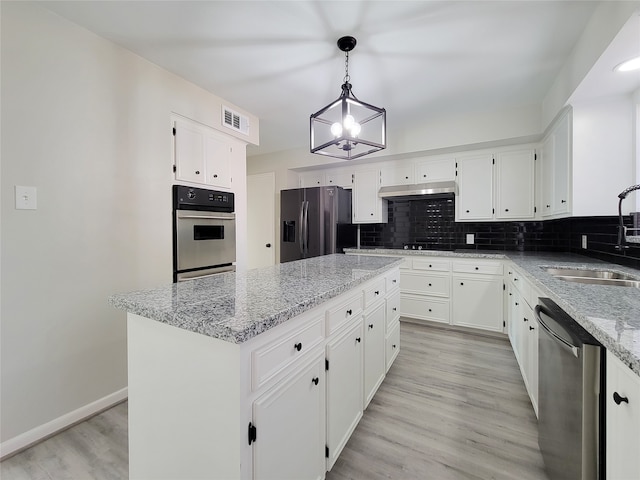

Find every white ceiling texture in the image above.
[37,1,639,157]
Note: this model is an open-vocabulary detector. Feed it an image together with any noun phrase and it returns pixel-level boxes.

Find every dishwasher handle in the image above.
[534,304,580,358]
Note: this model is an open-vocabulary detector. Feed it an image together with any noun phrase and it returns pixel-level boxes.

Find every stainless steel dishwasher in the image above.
[534,298,605,480]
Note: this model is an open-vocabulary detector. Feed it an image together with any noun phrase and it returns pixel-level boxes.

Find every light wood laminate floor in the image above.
[1,321,549,480]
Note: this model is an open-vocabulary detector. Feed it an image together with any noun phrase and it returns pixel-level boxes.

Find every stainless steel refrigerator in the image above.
[280,186,357,263]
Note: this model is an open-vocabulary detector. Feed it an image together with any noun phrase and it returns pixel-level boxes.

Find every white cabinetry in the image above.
[495,149,535,219]
[252,351,325,480]
[325,318,363,470]
[456,154,494,220]
[380,164,414,186]
[326,170,354,188]
[400,258,451,325]
[362,278,386,408]
[606,351,640,480]
[451,260,504,333]
[505,263,539,415]
[353,169,388,224]
[174,118,238,189]
[415,157,455,182]
[300,171,326,188]
[540,110,571,218]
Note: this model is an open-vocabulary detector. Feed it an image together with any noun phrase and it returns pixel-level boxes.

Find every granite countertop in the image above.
[346,248,640,376]
[109,254,402,344]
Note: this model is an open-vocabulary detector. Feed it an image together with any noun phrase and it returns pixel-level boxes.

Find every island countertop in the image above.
[345,248,640,376]
[110,254,402,344]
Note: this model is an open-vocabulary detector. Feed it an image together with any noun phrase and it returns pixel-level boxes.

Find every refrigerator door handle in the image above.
[298,201,305,255]
[303,201,310,254]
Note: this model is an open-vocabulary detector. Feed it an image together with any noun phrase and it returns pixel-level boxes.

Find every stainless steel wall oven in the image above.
[173,185,235,282]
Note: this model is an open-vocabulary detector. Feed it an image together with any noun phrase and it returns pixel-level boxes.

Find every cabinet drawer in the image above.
[385,321,400,372]
[452,260,503,276]
[386,290,400,329]
[400,271,450,297]
[326,292,363,336]
[252,315,325,391]
[386,269,400,292]
[400,293,450,323]
[412,258,451,272]
[363,278,385,309]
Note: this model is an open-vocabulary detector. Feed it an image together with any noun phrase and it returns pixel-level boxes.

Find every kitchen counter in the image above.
[109,254,402,343]
[345,248,640,376]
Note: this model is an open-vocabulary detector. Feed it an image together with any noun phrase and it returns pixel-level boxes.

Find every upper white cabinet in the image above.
[299,171,326,188]
[174,118,237,189]
[540,110,571,218]
[495,149,535,219]
[415,157,456,183]
[380,164,414,186]
[326,170,354,189]
[352,169,388,224]
[456,154,494,221]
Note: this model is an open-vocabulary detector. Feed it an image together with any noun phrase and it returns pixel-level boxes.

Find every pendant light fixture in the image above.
[310,36,386,160]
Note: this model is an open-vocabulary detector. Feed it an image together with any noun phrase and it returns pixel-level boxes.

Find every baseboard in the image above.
[0,387,128,460]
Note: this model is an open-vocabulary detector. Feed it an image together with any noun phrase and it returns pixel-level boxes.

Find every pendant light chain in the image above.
[343,50,350,84]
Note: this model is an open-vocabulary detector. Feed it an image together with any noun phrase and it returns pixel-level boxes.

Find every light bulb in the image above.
[343,114,355,130]
[614,56,640,72]
[350,122,361,137]
[330,122,343,137]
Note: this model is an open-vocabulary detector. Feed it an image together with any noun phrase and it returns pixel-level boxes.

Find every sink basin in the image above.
[545,267,640,287]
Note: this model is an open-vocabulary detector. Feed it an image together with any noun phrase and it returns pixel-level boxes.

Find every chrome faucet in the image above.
[616,184,640,250]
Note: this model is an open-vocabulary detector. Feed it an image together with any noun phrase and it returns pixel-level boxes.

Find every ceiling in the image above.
[36,1,638,157]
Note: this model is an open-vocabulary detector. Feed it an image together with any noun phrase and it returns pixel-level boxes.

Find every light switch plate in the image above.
[466,233,475,245]
[15,185,37,210]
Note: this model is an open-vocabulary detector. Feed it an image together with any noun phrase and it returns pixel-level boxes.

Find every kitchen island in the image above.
[110,254,402,480]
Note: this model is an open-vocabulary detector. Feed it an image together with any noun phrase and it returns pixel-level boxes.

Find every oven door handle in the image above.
[177,214,235,220]
[534,305,580,358]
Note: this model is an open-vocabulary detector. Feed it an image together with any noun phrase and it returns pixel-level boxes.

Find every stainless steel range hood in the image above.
[378,181,458,198]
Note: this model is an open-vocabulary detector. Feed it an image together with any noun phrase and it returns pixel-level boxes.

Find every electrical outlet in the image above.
[466,233,475,245]
[582,235,588,249]
[15,185,37,210]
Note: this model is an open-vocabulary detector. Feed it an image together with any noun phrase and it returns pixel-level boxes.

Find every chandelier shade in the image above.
[310,36,386,160]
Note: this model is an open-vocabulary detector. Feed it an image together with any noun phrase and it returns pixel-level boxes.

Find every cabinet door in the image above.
[204,130,231,188]
[495,149,535,219]
[380,164,414,186]
[552,114,571,215]
[541,134,554,217]
[300,171,326,188]
[326,320,363,470]
[385,320,400,372]
[525,305,538,416]
[363,302,386,408]
[326,170,353,188]
[353,169,388,224]
[252,352,325,480]
[415,157,455,182]
[507,284,522,361]
[174,119,206,184]
[456,154,494,220]
[606,351,640,480]
[451,275,503,332]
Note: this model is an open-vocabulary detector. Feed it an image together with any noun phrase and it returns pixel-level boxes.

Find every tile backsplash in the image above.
[359,197,640,269]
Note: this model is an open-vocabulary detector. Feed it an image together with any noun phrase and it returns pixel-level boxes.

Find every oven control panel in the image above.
[173,185,234,212]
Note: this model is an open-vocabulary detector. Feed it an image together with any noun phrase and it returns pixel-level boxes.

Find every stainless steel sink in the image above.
[545,267,640,287]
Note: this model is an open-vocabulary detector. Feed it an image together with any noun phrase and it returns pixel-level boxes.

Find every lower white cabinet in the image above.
[325,319,363,470]
[363,301,386,408]
[385,321,400,372]
[606,350,640,480]
[252,351,326,480]
[451,274,503,332]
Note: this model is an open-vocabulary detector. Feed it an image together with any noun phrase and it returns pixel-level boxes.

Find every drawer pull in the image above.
[475,267,479,270]
[515,302,519,306]
[428,283,432,287]
[368,324,374,329]
[392,344,397,349]
[312,377,319,386]
[429,264,432,268]
[346,309,353,315]
[374,290,380,295]
[523,317,528,322]
[613,392,629,405]
[392,279,397,283]
[460,282,464,286]
[392,307,397,311]
[529,326,534,331]
[294,342,302,352]
[355,337,361,343]
[428,308,432,312]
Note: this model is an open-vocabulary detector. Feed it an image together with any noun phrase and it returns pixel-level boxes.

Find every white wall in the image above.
[0,2,252,454]
[572,94,636,216]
